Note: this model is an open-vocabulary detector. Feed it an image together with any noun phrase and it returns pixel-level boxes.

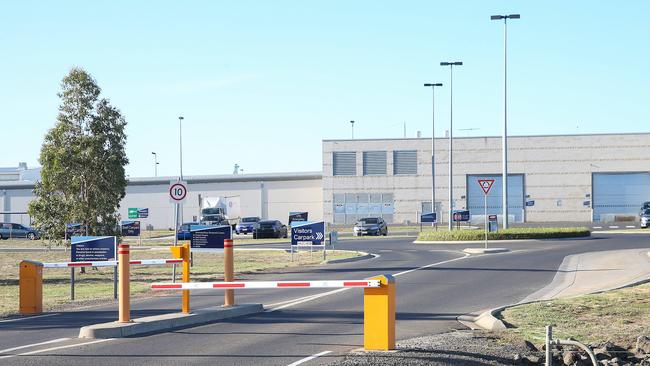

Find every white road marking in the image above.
[0,338,70,355]
[626,226,636,228]
[379,250,393,252]
[592,226,602,229]
[265,252,471,312]
[287,350,332,366]
[0,313,58,323]
[0,338,113,359]
[609,226,619,229]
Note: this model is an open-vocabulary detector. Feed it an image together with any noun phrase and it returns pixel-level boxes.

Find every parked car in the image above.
[235,216,261,235]
[253,220,287,239]
[176,222,200,240]
[640,202,650,216]
[641,209,650,229]
[0,223,40,240]
[353,217,388,236]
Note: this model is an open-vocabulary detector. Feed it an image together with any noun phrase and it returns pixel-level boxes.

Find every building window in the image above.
[363,151,387,175]
[332,192,394,224]
[393,150,417,175]
[333,152,356,176]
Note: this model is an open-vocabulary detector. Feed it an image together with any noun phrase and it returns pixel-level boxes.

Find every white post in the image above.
[484,193,488,249]
[502,19,509,229]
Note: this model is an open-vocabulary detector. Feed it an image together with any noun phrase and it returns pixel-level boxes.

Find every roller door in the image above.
[466,174,525,223]
[593,173,650,221]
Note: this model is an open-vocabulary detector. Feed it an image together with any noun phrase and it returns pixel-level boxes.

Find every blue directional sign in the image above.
[71,236,116,262]
[420,212,437,223]
[288,211,308,225]
[121,220,141,236]
[291,221,325,246]
[65,223,85,238]
[190,225,231,252]
[452,210,470,222]
[137,208,149,218]
[525,200,535,207]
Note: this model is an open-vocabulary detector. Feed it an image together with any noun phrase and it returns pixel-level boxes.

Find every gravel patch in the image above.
[331,330,537,366]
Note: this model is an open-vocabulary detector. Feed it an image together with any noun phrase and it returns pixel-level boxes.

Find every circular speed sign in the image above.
[169,182,188,202]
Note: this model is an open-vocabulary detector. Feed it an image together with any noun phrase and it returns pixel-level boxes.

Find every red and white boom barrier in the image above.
[151,279,381,290]
[42,258,183,268]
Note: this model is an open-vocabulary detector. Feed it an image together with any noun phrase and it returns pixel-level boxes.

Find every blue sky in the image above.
[1,1,648,177]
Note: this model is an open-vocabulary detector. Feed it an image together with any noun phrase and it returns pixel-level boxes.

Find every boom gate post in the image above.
[170,243,190,313]
[224,239,234,306]
[19,260,43,315]
[363,274,396,350]
[118,244,131,322]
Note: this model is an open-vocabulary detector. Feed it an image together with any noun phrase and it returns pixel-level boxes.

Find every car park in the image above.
[253,220,287,239]
[235,216,260,235]
[353,217,388,236]
[0,223,40,240]
[641,209,650,229]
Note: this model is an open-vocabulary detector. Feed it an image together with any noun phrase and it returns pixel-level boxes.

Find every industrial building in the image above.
[2,132,649,229]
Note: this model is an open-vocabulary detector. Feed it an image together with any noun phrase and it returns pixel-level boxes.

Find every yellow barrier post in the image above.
[363,274,396,351]
[19,260,43,315]
[224,239,234,306]
[170,243,190,313]
[118,244,131,323]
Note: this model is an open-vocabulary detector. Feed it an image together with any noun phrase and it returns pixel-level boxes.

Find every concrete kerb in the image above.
[324,252,378,264]
[413,236,595,245]
[79,304,263,338]
[462,248,510,254]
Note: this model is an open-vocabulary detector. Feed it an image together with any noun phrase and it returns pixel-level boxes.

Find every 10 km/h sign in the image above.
[169,181,188,203]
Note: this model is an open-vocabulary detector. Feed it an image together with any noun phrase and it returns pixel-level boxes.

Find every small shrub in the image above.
[417,227,591,242]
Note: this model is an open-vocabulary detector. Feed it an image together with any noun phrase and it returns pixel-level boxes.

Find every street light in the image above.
[350,120,355,139]
[151,152,159,177]
[440,62,462,230]
[424,83,443,224]
[178,116,184,180]
[491,14,520,229]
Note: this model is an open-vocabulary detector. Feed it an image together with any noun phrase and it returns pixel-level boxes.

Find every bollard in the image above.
[19,260,43,315]
[363,274,396,351]
[224,239,234,306]
[170,243,190,313]
[118,244,130,323]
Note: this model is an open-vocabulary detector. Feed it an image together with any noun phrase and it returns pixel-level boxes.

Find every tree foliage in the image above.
[29,68,128,243]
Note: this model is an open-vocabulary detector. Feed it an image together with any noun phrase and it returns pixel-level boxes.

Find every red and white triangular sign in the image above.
[478,179,495,195]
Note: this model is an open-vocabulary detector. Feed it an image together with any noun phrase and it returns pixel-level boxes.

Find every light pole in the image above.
[424,83,443,224]
[350,120,355,139]
[491,14,520,229]
[178,116,184,181]
[440,62,462,230]
[151,152,159,177]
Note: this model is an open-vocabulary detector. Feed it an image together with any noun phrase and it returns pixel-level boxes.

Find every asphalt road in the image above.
[1,232,649,365]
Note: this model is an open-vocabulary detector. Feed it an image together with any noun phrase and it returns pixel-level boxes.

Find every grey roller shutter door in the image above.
[593,172,650,221]
[363,151,387,175]
[333,152,356,176]
[393,150,417,175]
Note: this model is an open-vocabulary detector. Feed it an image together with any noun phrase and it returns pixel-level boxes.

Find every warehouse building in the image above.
[322,132,650,225]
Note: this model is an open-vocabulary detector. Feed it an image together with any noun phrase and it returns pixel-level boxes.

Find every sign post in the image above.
[169,181,188,282]
[478,179,495,249]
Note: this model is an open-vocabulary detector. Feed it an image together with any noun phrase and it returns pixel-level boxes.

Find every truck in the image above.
[198,195,242,229]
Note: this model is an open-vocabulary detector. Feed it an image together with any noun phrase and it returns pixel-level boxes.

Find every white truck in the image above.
[198,195,242,228]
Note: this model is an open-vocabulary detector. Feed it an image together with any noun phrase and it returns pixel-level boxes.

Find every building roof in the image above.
[323,131,650,142]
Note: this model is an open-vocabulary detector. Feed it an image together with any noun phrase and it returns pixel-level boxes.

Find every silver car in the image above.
[641,209,650,229]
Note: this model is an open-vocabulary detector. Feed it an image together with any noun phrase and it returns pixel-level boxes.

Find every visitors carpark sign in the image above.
[291,221,325,246]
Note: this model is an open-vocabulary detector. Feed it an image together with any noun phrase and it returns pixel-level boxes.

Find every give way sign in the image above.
[478,179,495,195]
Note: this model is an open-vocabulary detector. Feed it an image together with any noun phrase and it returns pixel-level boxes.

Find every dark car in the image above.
[253,220,287,239]
[176,222,200,240]
[353,217,388,236]
[640,202,650,216]
[0,223,40,240]
[641,209,650,229]
[235,216,260,235]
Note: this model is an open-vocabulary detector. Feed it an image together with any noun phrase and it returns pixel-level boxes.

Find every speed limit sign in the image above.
[169,181,188,203]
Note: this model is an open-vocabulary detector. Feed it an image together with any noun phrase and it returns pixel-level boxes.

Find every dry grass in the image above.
[0,248,357,318]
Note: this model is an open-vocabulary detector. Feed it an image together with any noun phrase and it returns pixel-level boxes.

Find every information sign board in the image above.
[71,236,117,262]
[420,212,437,223]
[121,220,141,236]
[190,225,231,252]
[291,221,325,246]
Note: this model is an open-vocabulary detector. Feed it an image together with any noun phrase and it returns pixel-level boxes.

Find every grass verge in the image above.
[498,283,650,348]
[0,248,358,318]
[416,227,591,242]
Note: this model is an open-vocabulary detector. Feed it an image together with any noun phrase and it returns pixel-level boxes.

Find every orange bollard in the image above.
[118,244,130,323]
[364,274,396,350]
[224,239,234,306]
[170,243,190,313]
[19,260,43,315]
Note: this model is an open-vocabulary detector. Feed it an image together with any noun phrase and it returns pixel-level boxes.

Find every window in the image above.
[333,152,356,176]
[393,150,417,175]
[332,192,394,224]
[363,151,387,175]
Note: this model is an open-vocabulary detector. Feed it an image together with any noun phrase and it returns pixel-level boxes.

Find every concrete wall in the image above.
[0,173,323,229]
[323,133,650,224]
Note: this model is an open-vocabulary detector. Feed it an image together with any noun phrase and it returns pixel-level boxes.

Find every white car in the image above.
[641,209,650,229]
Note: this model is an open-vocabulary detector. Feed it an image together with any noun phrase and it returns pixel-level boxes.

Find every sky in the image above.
[1,1,648,178]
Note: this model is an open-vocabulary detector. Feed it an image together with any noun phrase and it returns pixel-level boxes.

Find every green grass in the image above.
[0,249,358,318]
[416,227,591,242]
[499,283,650,348]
